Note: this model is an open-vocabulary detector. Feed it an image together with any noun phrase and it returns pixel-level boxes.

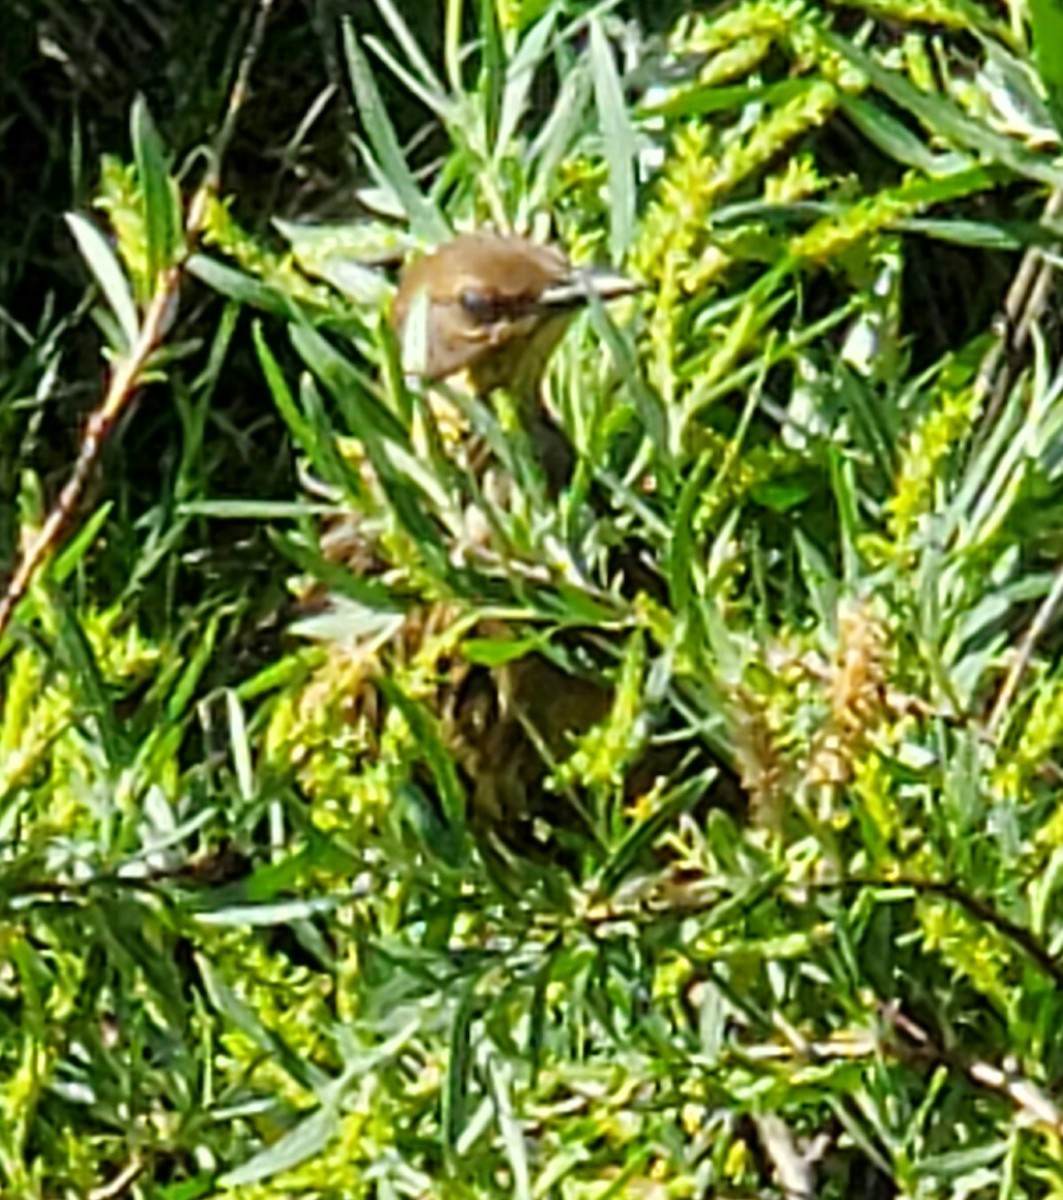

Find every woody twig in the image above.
[0,0,275,645]
[882,1002,1063,1136]
[975,186,1063,430]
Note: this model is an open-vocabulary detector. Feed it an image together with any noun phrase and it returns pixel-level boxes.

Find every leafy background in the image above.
[3,0,1063,1196]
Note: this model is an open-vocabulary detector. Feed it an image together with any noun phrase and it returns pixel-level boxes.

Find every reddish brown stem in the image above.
[0,0,275,644]
[0,272,180,640]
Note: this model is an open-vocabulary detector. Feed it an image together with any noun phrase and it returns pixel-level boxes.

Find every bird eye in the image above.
[459,289,504,324]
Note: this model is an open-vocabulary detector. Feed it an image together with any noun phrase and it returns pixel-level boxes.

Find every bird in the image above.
[298,232,667,855]
[384,233,655,846]
[285,234,749,864]
[391,232,640,495]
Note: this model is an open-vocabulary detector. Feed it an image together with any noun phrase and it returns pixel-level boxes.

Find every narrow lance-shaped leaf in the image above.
[221,1106,341,1188]
[50,592,129,770]
[187,254,302,320]
[65,214,139,349]
[52,501,114,584]
[1030,0,1063,132]
[130,95,181,293]
[590,18,636,261]
[529,64,591,210]
[488,1055,532,1200]
[477,0,504,151]
[822,30,1063,189]
[495,10,557,160]
[444,0,465,96]
[372,0,448,110]
[343,22,450,242]
[587,292,671,477]
[226,688,254,803]
[442,978,477,1151]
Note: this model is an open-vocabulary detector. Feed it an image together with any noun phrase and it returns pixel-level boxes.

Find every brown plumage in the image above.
[392,232,638,399]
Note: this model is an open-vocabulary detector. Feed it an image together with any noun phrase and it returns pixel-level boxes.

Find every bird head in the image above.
[392,233,639,403]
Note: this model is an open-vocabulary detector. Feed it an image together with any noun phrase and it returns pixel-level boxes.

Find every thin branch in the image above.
[0,275,180,637]
[0,0,276,645]
[919,877,1063,988]
[975,186,1063,431]
[882,1003,1063,1136]
[753,1114,819,1200]
[987,560,1063,737]
[609,870,1063,992]
[829,875,1063,991]
[87,1156,144,1200]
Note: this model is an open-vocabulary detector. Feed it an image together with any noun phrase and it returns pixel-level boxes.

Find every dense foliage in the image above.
[4,0,1063,1196]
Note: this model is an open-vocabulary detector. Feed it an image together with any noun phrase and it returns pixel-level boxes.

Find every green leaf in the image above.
[289,321,453,564]
[587,294,670,475]
[442,978,477,1150]
[220,1105,340,1188]
[463,633,547,666]
[795,530,840,634]
[380,680,467,833]
[495,11,557,159]
[1030,0,1063,131]
[166,612,222,721]
[253,321,316,458]
[293,363,372,506]
[370,0,449,113]
[220,1017,419,1188]
[920,1141,1009,1179]
[50,593,129,769]
[639,78,803,121]
[343,22,450,242]
[65,214,139,347]
[830,450,861,588]
[444,0,465,95]
[823,30,1063,189]
[599,768,716,893]
[130,95,180,290]
[52,501,113,584]
[589,18,636,261]
[477,0,504,151]
[193,896,341,927]
[187,254,299,319]
[226,689,254,802]
[529,63,591,209]
[268,529,399,611]
[93,897,187,1024]
[839,95,971,175]
[289,321,406,445]
[288,595,407,647]
[488,1056,531,1200]
[276,218,398,305]
[667,451,713,614]
[196,953,327,1093]
[749,479,809,513]
[178,498,335,520]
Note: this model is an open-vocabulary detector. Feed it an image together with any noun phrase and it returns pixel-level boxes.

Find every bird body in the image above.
[388,233,643,841]
[301,233,644,848]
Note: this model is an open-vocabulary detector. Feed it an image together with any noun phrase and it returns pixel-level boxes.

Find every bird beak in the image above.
[537,266,643,311]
